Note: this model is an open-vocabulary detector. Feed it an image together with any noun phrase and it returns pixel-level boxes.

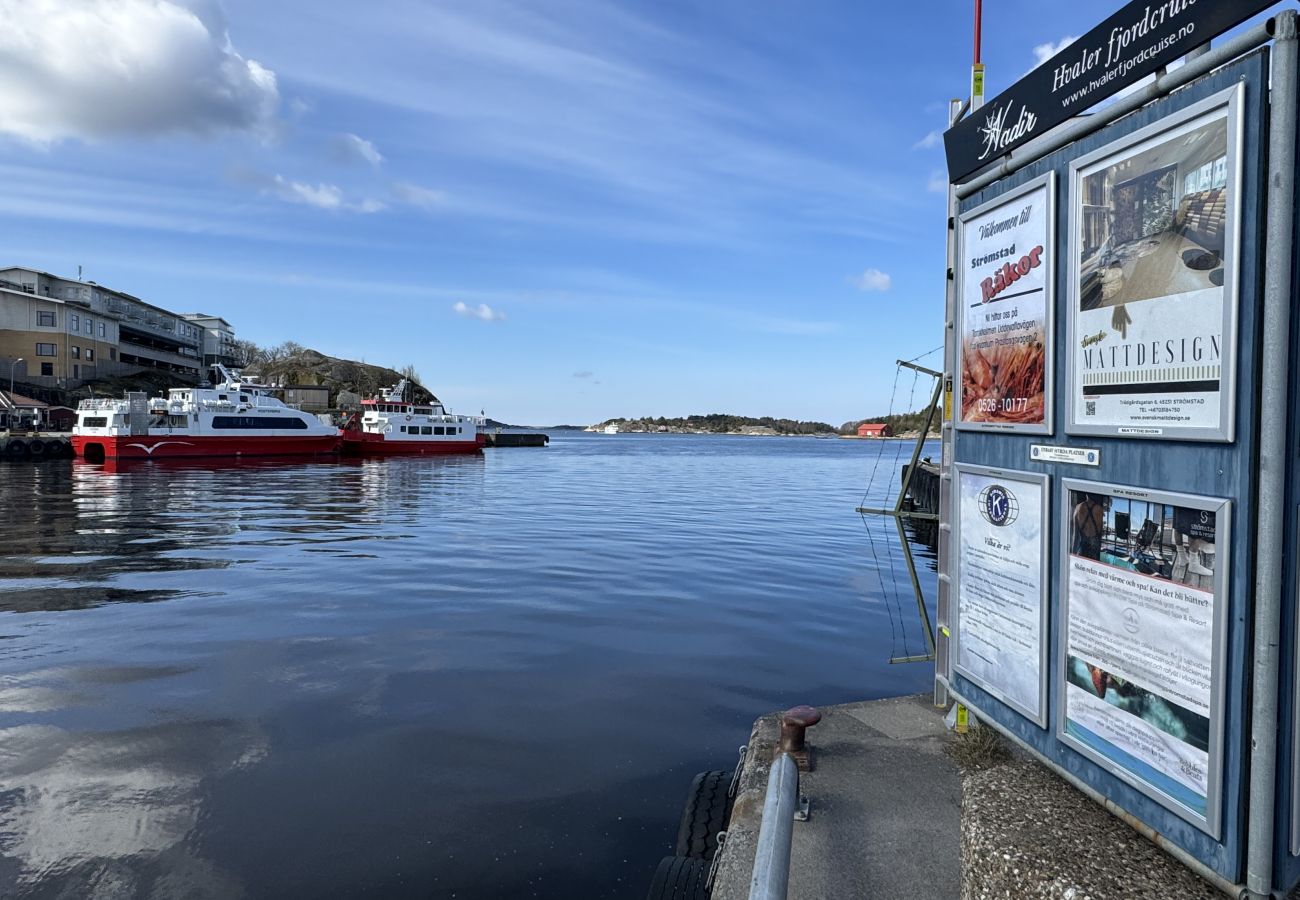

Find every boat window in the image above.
[240,395,249,402]
[421,426,432,435]
[218,394,228,401]
[167,415,188,428]
[81,416,108,428]
[434,426,445,435]
[211,416,309,430]
[399,426,406,433]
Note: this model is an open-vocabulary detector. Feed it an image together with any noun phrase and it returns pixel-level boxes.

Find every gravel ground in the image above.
[961,760,1222,900]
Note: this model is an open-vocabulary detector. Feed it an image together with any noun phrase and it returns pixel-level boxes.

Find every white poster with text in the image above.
[1063,487,1224,825]
[956,468,1046,723]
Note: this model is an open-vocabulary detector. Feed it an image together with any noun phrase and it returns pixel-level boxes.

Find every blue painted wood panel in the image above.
[952,49,1269,884]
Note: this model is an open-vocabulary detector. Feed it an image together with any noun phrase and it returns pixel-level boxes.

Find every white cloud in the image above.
[272,176,342,209]
[392,181,447,210]
[1032,36,1078,69]
[852,268,892,293]
[453,301,507,322]
[927,170,948,194]
[331,133,384,167]
[573,371,594,379]
[0,0,279,143]
[913,130,942,150]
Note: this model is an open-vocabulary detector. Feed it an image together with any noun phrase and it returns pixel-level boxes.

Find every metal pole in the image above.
[936,95,964,709]
[1247,12,1297,898]
[748,752,799,900]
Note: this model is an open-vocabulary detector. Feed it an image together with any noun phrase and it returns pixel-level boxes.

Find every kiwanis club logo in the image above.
[978,484,1019,527]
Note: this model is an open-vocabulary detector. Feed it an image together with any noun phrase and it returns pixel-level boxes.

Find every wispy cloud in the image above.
[229,168,385,213]
[391,181,446,210]
[272,176,343,209]
[453,301,507,322]
[0,0,278,143]
[1031,36,1078,70]
[913,130,941,150]
[573,371,595,379]
[259,1,923,245]
[851,268,892,293]
[330,133,384,167]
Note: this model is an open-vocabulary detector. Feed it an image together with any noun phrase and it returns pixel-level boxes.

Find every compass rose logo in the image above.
[978,484,1019,527]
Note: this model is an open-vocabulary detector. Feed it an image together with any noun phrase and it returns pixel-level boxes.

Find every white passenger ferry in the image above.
[341,379,483,455]
[72,365,340,461]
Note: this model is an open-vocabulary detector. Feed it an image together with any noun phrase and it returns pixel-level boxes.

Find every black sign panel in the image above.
[944,0,1277,181]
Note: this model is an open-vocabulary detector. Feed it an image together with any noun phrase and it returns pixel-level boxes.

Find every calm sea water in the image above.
[0,432,937,899]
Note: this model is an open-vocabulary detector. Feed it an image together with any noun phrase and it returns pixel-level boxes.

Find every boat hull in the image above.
[72,434,342,460]
[340,431,485,455]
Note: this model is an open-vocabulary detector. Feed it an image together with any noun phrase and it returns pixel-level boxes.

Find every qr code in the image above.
[1085,401,1096,417]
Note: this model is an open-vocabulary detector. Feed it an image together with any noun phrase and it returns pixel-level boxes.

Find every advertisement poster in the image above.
[958,174,1054,433]
[1060,481,1227,831]
[955,466,1048,725]
[1068,90,1240,440]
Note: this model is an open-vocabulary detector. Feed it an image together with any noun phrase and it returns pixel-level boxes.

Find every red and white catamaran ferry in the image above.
[72,365,341,461]
[341,379,484,455]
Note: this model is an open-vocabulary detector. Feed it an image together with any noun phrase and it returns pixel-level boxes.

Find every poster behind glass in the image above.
[956,174,1054,433]
[954,465,1048,725]
[1067,87,1241,441]
[1059,480,1228,835]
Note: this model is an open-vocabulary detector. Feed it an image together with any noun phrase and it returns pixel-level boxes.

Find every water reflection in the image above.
[0,437,935,899]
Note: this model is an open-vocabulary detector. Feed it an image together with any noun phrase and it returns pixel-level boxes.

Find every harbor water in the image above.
[0,432,937,899]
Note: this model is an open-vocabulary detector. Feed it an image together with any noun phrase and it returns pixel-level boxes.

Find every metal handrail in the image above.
[748,753,799,900]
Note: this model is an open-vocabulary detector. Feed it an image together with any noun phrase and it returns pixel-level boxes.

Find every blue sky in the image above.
[0,1,1218,425]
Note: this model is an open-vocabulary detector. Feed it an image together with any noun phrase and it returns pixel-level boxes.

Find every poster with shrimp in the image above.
[957,173,1054,433]
[1058,479,1229,836]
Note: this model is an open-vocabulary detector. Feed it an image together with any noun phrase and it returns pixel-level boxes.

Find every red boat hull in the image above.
[72,434,342,460]
[340,431,484,455]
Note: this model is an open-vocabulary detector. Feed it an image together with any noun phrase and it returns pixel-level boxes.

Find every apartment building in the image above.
[181,313,240,367]
[0,267,206,387]
[0,278,122,386]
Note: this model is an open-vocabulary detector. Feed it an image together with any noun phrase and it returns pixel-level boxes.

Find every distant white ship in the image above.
[603,424,619,434]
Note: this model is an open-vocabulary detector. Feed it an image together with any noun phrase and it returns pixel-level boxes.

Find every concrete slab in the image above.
[711,694,962,900]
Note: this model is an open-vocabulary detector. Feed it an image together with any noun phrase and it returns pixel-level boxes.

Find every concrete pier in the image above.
[711,695,961,900]
[708,696,1225,899]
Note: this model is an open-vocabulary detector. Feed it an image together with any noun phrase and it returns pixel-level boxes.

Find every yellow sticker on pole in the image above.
[943,376,953,422]
[971,64,985,105]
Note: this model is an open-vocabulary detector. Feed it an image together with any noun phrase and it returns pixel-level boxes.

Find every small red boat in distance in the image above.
[341,379,484,455]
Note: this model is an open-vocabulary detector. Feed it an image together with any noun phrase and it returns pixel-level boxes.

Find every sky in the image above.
[0,0,1256,425]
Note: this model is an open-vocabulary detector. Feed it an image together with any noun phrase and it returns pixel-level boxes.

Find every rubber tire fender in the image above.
[5,439,27,457]
[674,770,734,860]
[27,439,44,457]
[644,856,710,900]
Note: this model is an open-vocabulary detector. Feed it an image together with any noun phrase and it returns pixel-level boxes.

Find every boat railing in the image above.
[77,398,125,411]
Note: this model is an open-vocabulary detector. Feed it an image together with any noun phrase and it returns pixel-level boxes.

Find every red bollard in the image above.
[778,705,822,771]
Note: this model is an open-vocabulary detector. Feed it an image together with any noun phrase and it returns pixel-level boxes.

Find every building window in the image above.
[73,364,79,379]
[85,349,94,362]
[85,318,93,334]
[71,346,80,359]
[109,348,117,361]
[35,343,56,357]
[99,323,106,337]
[40,363,53,376]
[69,313,79,331]
[37,311,56,327]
